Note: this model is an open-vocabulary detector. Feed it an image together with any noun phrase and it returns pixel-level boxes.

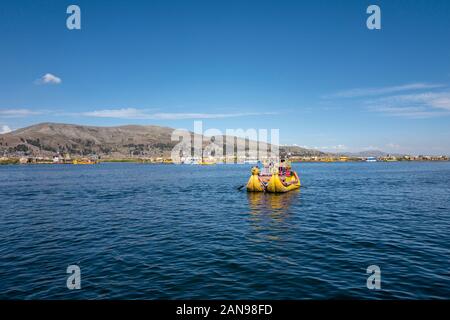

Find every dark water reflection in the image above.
[0,162,449,299]
[246,191,299,241]
[247,190,300,214]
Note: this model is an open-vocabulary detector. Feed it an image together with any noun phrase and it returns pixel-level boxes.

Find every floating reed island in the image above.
[1,123,449,165]
[0,154,449,165]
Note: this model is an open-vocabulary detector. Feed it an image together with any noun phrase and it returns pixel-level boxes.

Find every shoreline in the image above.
[1,158,449,166]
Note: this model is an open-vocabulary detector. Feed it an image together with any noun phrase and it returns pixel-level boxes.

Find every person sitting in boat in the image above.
[279,159,286,176]
[285,161,292,176]
[284,171,297,186]
[257,160,262,168]
[261,160,273,176]
[252,166,269,187]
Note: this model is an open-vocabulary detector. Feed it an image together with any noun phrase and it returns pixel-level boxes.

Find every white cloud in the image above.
[0,109,42,118]
[81,108,275,120]
[0,125,12,134]
[301,144,348,151]
[149,112,275,120]
[82,108,147,119]
[35,73,62,85]
[376,92,450,110]
[330,83,444,98]
[367,91,450,118]
[361,145,381,151]
[322,144,347,151]
[323,81,450,118]
[386,143,401,149]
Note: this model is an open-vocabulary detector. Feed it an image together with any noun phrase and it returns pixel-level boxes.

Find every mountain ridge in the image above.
[0,122,327,158]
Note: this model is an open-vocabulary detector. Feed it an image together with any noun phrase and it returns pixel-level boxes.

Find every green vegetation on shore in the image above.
[99,159,143,163]
[0,158,19,165]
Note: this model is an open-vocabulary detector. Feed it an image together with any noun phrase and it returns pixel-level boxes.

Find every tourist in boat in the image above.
[251,166,269,187]
[283,171,297,186]
[261,160,272,176]
[285,161,292,176]
[279,159,286,176]
[246,160,301,192]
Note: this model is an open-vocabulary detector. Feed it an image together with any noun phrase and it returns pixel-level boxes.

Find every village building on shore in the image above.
[1,152,449,165]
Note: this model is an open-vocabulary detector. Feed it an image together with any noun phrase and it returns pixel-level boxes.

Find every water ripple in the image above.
[0,162,449,299]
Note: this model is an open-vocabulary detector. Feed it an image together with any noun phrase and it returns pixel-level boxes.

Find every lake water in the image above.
[0,162,449,299]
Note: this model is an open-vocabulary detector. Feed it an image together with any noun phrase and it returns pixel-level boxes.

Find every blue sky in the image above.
[1,0,450,155]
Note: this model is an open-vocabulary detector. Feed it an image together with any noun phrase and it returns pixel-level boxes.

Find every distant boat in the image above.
[200,160,216,165]
[181,157,200,164]
[73,159,97,165]
[244,158,258,164]
[366,157,377,162]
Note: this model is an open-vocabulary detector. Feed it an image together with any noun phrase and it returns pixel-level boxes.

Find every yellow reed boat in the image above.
[200,159,216,165]
[246,167,266,192]
[72,159,97,165]
[246,166,301,193]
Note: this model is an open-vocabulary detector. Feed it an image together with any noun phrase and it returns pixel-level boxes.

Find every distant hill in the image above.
[341,150,403,158]
[279,145,328,157]
[0,123,177,158]
[0,122,325,159]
